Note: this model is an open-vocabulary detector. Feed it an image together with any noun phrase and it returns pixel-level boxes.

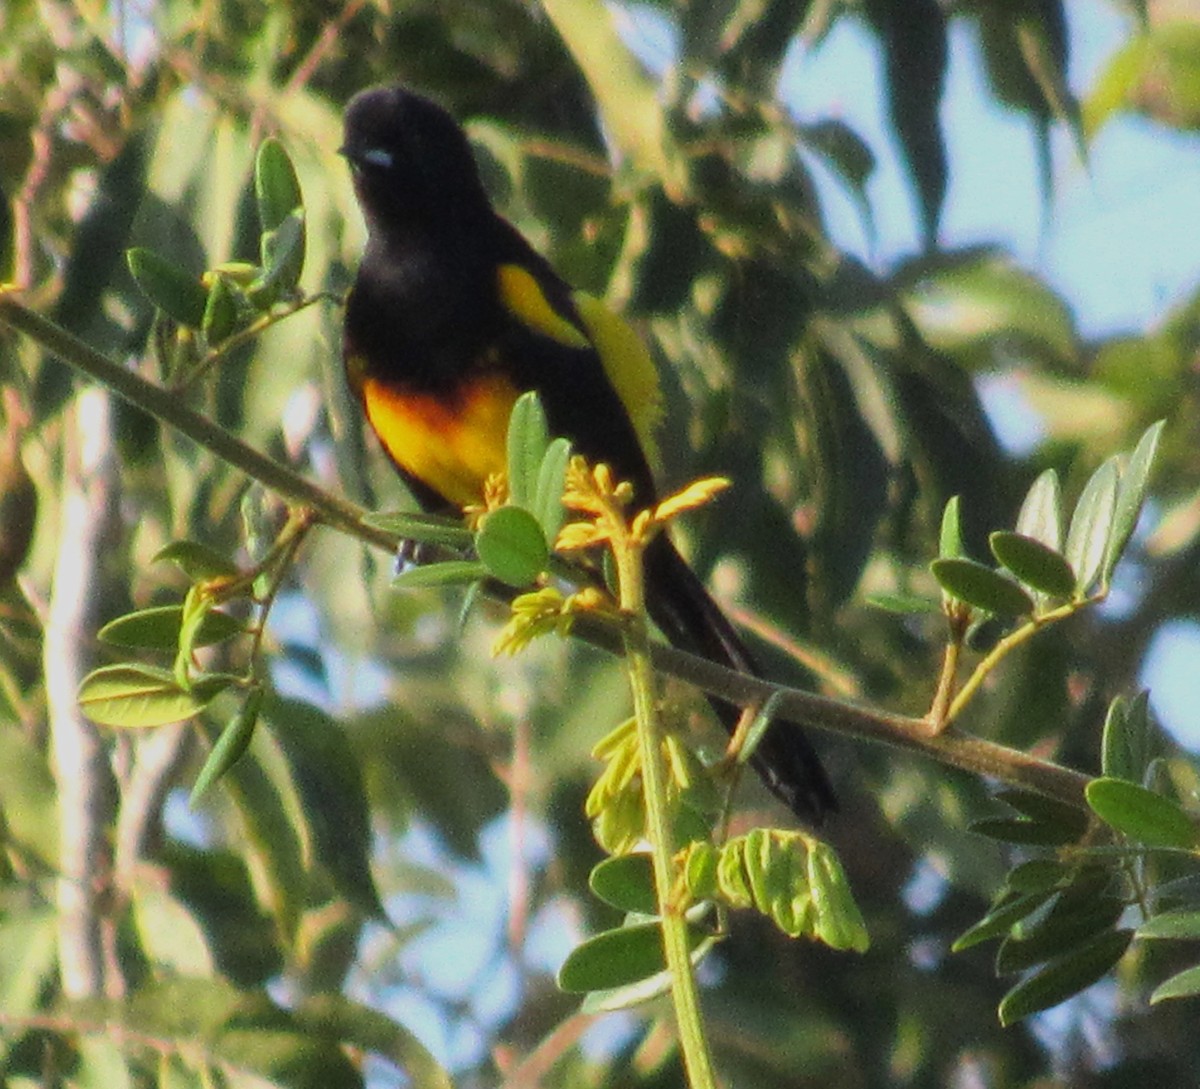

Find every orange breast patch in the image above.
[360,372,521,509]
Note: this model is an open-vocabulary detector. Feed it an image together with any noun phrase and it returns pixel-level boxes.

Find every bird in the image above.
[340,84,836,823]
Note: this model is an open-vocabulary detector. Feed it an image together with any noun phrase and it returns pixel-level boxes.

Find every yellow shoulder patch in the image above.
[573,292,664,465]
[497,264,590,350]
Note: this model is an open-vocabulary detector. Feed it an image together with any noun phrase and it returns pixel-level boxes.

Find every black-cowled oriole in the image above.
[340,85,835,822]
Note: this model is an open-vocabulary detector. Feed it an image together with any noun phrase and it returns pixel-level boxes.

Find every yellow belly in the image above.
[359,372,520,509]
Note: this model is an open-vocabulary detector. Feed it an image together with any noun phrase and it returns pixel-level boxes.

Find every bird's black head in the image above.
[341,86,491,239]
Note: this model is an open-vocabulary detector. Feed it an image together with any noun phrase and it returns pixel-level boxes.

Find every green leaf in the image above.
[1150,963,1200,1004]
[98,605,244,650]
[988,531,1076,599]
[253,208,306,302]
[1004,859,1069,894]
[995,788,1090,839]
[1064,456,1119,594]
[952,890,1056,952]
[202,273,240,343]
[533,436,572,543]
[684,842,719,901]
[970,817,1081,847]
[736,691,786,768]
[1015,468,1063,551]
[1105,419,1165,582]
[589,853,658,916]
[558,920,706,994]
[864,591,941,614]
[807,841,869,952]
[293,995,454,1089]
[126,247,208,327]
[362,510,474,549]
[1084,23,1200,136]
[255,137,303,232]
[506,390,550,509]
[997,929,1132,1025]
[266,695,384,918]
[78,664,229,728]
[1086,777,1198,849]
[939,494,964,559]
[475,506,549,587]
[153,539,241,581]
[1101,693,1152,783]
[930,557,1034,617]
[392,560,489,590]
[1137,911,1200,940]
[189,687,264,804]
[996,893,1125,975]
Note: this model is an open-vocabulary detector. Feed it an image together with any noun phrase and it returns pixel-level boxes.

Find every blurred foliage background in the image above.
[2,0,1199,1086]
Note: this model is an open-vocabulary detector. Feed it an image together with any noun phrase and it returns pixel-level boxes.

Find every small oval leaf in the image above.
[1086,777,1198,849]
[127,248,208,327]
[807,841,869,952]
[989,532,1077,599]
[558,921,704,994]
[533,436,572,543]
[475,506,549,588]
[952,891,1056,953]
[361,510,473,549]
[588,854,658,916]
[930,557,1034,617]
[939,495,964,559]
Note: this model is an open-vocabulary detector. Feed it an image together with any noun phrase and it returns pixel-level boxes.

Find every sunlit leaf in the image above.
[475,506,549,587]
[1064,456,1119,594]
[931,557,1034,617]
[989,531,1076,599]
[1086,777,1198,850]
[78,665,230,728]
[589,853,657,916]
[1150,964,1200,1004]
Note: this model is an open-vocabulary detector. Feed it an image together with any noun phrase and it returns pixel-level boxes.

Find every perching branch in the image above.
[1,292,1092,812]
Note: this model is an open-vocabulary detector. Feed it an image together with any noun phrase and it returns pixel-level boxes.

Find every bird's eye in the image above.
[360,147,395,169]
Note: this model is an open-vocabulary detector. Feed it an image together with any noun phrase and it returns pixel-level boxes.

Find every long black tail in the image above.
[642,536,837,824]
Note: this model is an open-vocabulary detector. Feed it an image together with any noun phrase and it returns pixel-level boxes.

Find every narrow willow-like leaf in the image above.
[1015,468,1063,550]
[1137,911,1200,940]
[361,510,473,548]
[1064,456,1119,594]
[533,436,572,543]
[939,495,964,559]
[506,390,550,510]
[998,929,1132,1025]
[391,560,488,590]
[1105,419,1165,584]
[189,688,263,804]
[952,890,1056,952]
